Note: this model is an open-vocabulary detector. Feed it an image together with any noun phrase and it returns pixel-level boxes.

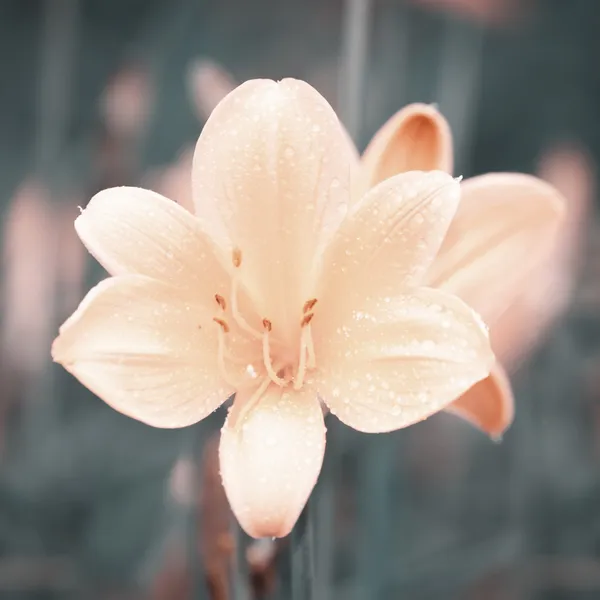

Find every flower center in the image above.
[211,248,318,393]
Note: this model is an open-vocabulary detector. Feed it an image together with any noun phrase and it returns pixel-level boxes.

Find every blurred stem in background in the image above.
[338,0,372,143]
[19,0,79,443]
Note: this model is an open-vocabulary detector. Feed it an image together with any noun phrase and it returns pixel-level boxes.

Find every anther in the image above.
[213,317,230,333]
[301,313,314,327]
[215,294,227,311]
[303,298,318,314]
[262,319,286,386]
[232,247,242,268]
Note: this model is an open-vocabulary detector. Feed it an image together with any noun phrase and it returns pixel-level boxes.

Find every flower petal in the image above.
[192,78,356,345]
[76,186,229,300]
[488,267,568,370]
[219,384,326,538]
[426,173,565,325]
[314,287,494,433]
[361,103,453,189]
[445,362,514,438]
[317,171,460,317]
[52,275,232,428]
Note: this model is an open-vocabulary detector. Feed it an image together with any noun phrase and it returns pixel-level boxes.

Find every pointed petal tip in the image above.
[50,336,61,364]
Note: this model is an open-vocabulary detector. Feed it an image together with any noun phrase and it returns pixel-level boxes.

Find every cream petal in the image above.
[192,78,356,345]
[361,103,453,189]
[317,171,460,320]
[52,275,233,428]
[76,186,229,302]
[426,173,565,325]
[219,384,326,538]
[313,287,494,433]
[445,362,514,438]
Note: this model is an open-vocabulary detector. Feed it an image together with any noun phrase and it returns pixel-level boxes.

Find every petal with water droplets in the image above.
[317,171,460,321]
[219,384,326,538]
[314,288,494,433]
[192,78,357,345]
[52,275,231,428]
[76,186,229,303]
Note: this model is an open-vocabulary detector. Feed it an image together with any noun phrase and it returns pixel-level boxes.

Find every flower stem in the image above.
[290,497,316,599]
[188,423,209,600]
[230,519,250,600]
[357,433,397,598]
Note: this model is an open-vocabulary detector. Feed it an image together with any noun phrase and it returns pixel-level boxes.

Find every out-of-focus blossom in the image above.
[100,64,152,141]
[410,0,527,26]
[520,143,592,339]
[144,148,195,214]
[144,59,239,213]
[53,79,493,537]
[2,180,58,373]
[187,59,238,122]
[360,103,566,437]
[56,198,88,317]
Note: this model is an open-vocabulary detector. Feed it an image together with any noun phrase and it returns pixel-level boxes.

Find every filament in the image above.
[231,376,272,431]
[231,275,262,340]
[216,323,242,387]
[294,328,309,390]
[305,323,316,369]
[262,327,287,386]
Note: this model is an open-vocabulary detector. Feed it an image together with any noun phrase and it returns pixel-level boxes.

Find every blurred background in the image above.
[1,0,600,598]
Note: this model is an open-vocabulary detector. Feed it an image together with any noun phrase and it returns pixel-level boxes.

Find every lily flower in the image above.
[360,103,566,438]
[52,79,494,538]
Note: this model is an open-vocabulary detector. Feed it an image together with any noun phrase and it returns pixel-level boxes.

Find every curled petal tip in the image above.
[361,102,454,187]
[446,362,514,438]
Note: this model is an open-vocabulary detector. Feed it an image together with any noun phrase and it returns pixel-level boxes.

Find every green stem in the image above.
[230,519,250,600]
[290,498,316,600]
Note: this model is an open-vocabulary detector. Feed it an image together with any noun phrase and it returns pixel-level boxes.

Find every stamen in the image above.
[231,276,263,340]
[303,298,318,314]
[232,247,242,268]
[262,321,287,386]
[230,376,271,431]
[305,323,316,369]
[228,246,262,340]
[215,294,227,311]
[215,320,240,387]
[301,313,314,327]
[213,317,230,333]
[294,313,317,389]
[294,327,309,390]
